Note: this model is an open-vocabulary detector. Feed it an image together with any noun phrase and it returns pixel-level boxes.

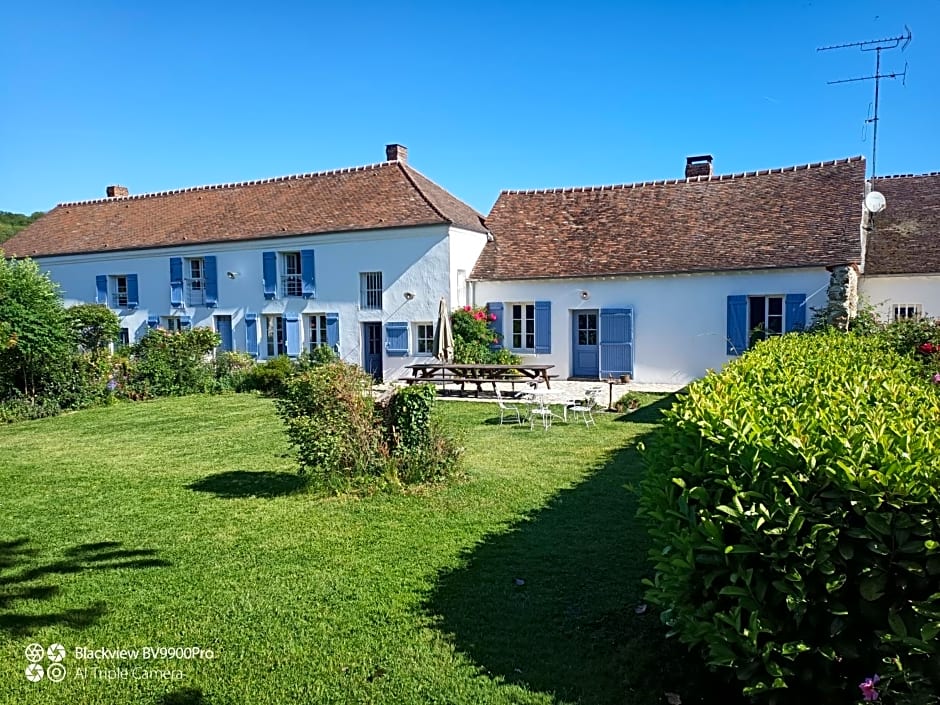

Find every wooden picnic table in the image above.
[402,362,556,394]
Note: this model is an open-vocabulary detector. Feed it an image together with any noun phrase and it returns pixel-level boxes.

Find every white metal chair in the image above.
[495,389,522,425]
[567,386,603,426]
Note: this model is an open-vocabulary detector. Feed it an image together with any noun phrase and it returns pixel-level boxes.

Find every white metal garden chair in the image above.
[566,386,603,427]
[495,389,523,425]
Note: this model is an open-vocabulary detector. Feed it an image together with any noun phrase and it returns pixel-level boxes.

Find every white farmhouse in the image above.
[470,156,867,385]
[3,145,489,381]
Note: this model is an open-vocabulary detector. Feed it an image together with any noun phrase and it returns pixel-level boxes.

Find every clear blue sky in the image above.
[2,1,937,216]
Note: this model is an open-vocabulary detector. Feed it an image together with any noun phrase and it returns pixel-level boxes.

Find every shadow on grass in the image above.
[0,538,170,636]
[157,687,208,705]
[426,428,742,705]
[187,470,309,499]
[615,393,679,424]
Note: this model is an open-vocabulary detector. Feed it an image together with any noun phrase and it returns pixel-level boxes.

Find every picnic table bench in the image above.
[401,363,557,396]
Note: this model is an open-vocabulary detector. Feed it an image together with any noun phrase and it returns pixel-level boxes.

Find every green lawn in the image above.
[0,392,701,705]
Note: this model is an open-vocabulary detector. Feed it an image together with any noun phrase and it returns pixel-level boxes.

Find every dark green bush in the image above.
[214,352,256,391]
[241,355,296,396]
[124,327,220,398]
[383,383,462,484]
[276,362,384,491]
[639,332,940,703]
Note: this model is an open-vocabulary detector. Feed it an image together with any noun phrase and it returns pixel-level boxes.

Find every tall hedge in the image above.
[639,332,940,703]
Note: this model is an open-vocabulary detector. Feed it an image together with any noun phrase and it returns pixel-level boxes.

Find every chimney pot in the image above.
[385,144,407,163]
[106,185,129,198]
[685,155,713,179]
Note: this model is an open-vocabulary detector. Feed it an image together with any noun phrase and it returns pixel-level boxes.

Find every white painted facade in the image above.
[859,275,940,321]
[35,224,488,381]
[473,267,832,384]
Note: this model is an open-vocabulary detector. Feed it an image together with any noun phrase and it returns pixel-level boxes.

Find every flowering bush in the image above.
[451,305,520,365]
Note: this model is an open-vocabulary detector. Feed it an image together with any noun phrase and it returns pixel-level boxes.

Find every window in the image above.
[894,304,923,321]
[111,276,129,307]
[457,269,467,307]
[161,317,191,332]
[185,258,205,305]
[511,303,536,350]
[265,315,286,357]
[415,323,434,355]
[282,252,302,297]
[360,272,383,309]
[307,314,329,351]
[748,295,784,344]
[118,328,130,347]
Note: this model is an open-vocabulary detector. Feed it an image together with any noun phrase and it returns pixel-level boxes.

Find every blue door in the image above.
[362,322,383,381]
[215,315,233,352]
[572,310,600,378]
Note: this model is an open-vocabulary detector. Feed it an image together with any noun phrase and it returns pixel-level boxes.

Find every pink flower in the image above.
[932,373,940,384]
[859,675,880,702]
[463,305,472,311]
[918,342,935,354]
[489,313,497,321]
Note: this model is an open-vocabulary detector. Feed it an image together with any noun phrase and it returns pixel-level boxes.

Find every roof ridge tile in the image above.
[56,160,394,207]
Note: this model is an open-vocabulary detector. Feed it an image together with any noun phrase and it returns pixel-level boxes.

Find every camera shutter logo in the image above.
[25,663,44,682]
[47,644,66,662]
[24,643,45,663]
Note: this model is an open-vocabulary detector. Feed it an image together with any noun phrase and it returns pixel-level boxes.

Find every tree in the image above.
[0,251,75,398]
[68,303,121,355]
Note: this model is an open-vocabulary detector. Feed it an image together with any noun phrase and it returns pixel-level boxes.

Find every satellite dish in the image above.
[865,191,887,213]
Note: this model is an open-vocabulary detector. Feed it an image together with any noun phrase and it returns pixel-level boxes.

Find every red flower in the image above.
[463,305,472,311]
[918,342,935,354]
[489,313,497,321]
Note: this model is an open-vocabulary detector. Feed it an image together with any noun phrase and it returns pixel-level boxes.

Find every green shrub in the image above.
[124,327,220,398]
[241,355,296,396]
[0,393,61,423]
[383,383,462,484]
[214,352,256,391]
[276,361,384,491]
[639,332,940,703]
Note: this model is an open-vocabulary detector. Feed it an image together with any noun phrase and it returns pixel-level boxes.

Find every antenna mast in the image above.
[818,27,912,179]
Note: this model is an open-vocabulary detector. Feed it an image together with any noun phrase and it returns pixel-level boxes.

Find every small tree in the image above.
[0,252,75,398]
[68,304,121,356]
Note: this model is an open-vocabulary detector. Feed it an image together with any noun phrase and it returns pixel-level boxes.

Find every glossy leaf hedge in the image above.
[639,332,940,703]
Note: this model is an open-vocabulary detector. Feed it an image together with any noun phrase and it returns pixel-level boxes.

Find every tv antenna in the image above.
[818,27,911,179]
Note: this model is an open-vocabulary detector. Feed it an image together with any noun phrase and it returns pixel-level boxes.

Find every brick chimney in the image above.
[385,144,408,163]
[106,185,129,198]
[685,155,713,179]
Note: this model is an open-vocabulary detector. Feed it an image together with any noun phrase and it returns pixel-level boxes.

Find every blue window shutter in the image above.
[180,316,192,331]
[727,295,748,355]
[95,275,108,305]
[262,251,277,300]
[326,312,340,352]
[147,315,160,329]
[785,294,806,332]
[170,257,184,308]
[385,322,409,356]
[534,301,551,354]
[301,249,316,299]
[245,314,258,356]
[600,308,634,377]
[204,255,218,308]
[126,274,139,309]
[487,302,504,350]
[285,313,300,356]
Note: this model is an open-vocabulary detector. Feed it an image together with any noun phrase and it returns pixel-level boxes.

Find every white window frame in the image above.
[893,303,923,321]
[748,295,785,344]
[360,272,383,310]
[186,257,205,306]
[414,322,434,355]
[111,275,129,308]
[307,313,329,352]
[282,252,302,298]
[510,302,536,352]
[162,317,184,333]
[265,314,286,357]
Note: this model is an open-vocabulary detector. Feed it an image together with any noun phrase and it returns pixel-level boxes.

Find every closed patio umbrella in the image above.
[433,297,454,362]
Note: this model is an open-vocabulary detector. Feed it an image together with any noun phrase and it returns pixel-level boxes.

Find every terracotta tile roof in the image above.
[4,160,487,258]
[865,172,940,275]
[471,157,866,281]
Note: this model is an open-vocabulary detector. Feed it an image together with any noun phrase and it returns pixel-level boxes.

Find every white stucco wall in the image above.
[34,224,461,381]
[473,268,832,384]
[448,227,489,309]
[859,275,940,320]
